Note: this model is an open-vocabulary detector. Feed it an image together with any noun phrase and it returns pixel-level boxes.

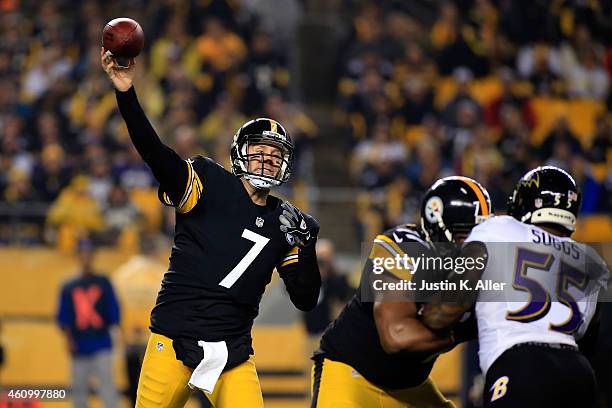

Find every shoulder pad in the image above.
[469,215,518,239]
[190,155,218,168]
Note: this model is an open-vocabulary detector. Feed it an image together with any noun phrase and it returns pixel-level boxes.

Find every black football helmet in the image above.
[507,166,581,232]
[421,176,493,245]
[230,118,294,189]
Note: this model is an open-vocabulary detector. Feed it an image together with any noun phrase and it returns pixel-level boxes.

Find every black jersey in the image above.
[115,87,320,370]
[317,224,440,389]
[151,156,295,365]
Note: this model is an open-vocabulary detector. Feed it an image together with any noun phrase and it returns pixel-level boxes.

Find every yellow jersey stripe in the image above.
[281,254,299,263]
[177,160,203,214]
[369,240,413,281]
[283,246,299,257]
[375,235,406,257]
[281,258,299,267]
[279,246,299,267]
[162,192,174,206]
[178,160,195,209]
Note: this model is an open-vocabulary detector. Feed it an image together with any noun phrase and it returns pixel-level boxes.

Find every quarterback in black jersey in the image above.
[102,49,321,408]
[311,176,493,408]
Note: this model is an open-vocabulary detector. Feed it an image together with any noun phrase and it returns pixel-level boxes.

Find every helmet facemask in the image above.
[232,133,293,190]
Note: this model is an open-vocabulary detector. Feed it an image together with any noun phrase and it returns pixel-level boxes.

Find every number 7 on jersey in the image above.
[219,229,270,288]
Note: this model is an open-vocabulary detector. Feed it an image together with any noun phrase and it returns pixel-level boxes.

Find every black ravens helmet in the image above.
[421,176,493,245]
[231,118,294,189]
[507,166,581,232]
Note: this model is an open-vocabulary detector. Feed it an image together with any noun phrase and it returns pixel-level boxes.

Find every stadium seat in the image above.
[567,99,606,145]
[403,125,425,147]
[434,77,458,110]
[574,215,612,242]
[531,98,605,147]
[434,76,502,110]
[470,76,502,106]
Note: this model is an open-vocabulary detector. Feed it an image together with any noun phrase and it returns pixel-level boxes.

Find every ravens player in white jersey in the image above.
[422,166,610,408]
[311,176,493,408]
[102,50,321,407]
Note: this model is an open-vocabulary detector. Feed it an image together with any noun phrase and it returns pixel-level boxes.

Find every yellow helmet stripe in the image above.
[269,119,278,133]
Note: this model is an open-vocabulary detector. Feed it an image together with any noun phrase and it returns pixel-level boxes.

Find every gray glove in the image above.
[279,201,319,247]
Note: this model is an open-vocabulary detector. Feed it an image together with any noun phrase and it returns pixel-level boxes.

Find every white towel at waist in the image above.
[188,340,228,394]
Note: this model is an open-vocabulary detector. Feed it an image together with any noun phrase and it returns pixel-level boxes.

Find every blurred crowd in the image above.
[1,0,611,249]
[0,0,317,247]
[340,0,612,242]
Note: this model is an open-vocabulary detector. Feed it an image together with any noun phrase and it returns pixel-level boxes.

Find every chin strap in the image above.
[433,212,454,243]
[441,223,453,242]
[521,212,532,223]
[421,216,454,244]
[245,174,280,190]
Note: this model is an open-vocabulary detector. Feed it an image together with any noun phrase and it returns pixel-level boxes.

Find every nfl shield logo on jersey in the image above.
[256,217,264,227]
[156,341,164,352]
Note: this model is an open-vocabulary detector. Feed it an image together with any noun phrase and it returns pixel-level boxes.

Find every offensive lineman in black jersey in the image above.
[311,176,493,408]
[101,49,321,408]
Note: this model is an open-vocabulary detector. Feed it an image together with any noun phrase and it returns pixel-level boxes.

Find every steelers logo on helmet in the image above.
[230,118,294,189]
[425,196,444,224]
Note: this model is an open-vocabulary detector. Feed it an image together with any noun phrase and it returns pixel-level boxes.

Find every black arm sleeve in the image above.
[278,244,321,312]
[115,86,187,202]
